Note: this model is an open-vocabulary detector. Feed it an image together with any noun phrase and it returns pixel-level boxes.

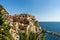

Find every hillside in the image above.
[0,5,45,40]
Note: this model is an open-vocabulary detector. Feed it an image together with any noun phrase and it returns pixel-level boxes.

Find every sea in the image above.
[39,22,60,40]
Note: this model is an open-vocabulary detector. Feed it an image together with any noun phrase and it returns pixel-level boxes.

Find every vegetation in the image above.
[19,31,45,40]
[0,5,13,40]
[0,5,45,40]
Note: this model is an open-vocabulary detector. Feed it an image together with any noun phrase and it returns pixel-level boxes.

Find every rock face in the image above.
[9,14,42,40]
[13,14,42,33]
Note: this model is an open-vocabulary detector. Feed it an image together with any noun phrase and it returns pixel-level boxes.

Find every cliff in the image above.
[0,5,45,40]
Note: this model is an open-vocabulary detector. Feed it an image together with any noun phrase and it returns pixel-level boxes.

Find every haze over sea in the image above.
[39,22,60,40]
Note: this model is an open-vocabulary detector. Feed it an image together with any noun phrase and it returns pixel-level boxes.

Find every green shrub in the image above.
[19,31,45,40]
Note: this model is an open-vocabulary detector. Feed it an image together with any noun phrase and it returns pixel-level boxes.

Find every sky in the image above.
[0,0,60,21]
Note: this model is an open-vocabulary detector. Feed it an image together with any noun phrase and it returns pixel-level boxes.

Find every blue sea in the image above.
[39,22,60,40]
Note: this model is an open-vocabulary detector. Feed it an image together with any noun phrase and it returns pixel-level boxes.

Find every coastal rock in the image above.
[10,14,42,40]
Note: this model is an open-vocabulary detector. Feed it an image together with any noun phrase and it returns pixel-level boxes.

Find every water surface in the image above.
[39,22,60,40]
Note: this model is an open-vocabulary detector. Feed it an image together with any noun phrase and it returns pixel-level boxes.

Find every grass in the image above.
[19,31,45,40]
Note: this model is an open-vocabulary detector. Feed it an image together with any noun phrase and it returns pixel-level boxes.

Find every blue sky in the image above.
[0,0,60,21]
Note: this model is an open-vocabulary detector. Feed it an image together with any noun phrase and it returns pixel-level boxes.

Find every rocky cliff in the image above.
[0,5,45,40]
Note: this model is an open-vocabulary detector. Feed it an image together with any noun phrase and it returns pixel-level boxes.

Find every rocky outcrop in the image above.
[9,14,42,40]
[42,29,60,37]
[0,5,42,40]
